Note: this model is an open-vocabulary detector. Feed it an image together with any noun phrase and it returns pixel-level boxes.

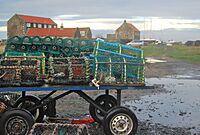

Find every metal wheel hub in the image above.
[6,116,28,135]
[110,113,133,134]
[96,101,114,117]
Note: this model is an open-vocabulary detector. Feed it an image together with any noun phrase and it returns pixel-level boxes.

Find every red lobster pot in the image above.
[49,57,91,85]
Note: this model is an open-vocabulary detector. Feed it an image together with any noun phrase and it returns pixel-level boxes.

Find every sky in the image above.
[0,0,200,42]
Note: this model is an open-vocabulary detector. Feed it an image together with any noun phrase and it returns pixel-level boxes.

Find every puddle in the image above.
[146,58,167,63]
[166,75,200,80]
[125,78,200,133]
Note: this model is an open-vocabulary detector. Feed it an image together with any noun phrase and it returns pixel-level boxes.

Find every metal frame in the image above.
[0,86,154,116]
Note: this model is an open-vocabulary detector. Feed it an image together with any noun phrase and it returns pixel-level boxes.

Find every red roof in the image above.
[18,14,56,25]
[26,28,78,37]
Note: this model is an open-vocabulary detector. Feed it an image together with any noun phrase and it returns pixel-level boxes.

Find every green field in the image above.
[0,45,5,54]
[142,45,200,64]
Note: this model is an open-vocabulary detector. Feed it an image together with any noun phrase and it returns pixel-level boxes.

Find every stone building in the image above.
[78,27,92,39]
[7,14,57,38]
[107,20,140,43]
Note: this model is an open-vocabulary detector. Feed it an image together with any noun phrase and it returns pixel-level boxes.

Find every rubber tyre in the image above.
[89,94,117,124]
[0,108,35,135]
[103,106,138,135]
[14,95,44,122]
[0,99,12,118]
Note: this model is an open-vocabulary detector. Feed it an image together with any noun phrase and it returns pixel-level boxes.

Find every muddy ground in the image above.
[44,57,199,135]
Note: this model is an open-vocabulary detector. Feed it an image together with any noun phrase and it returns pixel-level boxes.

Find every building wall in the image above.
[86,29,92,39]
[79,28,92,39]
[115,25,135,40]
[134,32,140,40]
[7,14,25,38]
[107,21,141,43]
[74,29,81,39]
[7,14,57,38]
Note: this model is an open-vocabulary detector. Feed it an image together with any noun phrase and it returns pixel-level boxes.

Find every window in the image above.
[48,25,52,28]
[38,24,42,28]
[44,24,47,28]
[26,23,31,27]
[54,25,57,28]
[33,23,36,28]
[80,31,86,36]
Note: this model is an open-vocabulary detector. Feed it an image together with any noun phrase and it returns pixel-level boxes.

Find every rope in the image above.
[0,71,6,79]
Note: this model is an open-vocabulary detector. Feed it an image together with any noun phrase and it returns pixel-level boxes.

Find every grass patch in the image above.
[142,45,200,64]
[0,45,5,54]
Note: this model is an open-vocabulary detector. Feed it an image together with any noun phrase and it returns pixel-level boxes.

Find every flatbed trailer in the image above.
[0,85,153,135]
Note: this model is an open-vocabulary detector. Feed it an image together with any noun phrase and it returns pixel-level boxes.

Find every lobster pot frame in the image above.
[49,57,91,84]
[0,66,20,82]
[93,41,143,59]
[92,56,145,86]
[4,52,46,76]
[0,60,40,85]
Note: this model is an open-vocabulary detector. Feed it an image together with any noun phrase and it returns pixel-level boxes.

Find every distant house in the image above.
[78,27,92,39]
[107,34,116,41]
[7,14,57,38]
[107,20,140,43]
[26,27,81,38]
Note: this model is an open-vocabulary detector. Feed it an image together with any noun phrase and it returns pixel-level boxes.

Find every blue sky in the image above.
[0,0,200,42]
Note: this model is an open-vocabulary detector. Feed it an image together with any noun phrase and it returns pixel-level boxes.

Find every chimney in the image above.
[60,23,64,30]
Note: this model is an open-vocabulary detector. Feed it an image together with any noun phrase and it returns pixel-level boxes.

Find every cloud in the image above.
[0,0,199,41]
[53,14,80,20]
[1,0,200,20]
[0,26,7,32]
[54,17,200,31]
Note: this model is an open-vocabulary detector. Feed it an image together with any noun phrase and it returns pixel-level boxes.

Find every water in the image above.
[126,78,200,133]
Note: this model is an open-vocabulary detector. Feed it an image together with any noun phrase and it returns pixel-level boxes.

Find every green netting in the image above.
[9,36,22,44]
[91,40,145,86]
[55,38,64,46]
[32,36,42,45]
[93,40,143,59]
[5,52,25,57]
[22,36,32,45]
[43,36,53,45]
[92,56,145,86]
[5,36,96,58]
[63,38,74,47]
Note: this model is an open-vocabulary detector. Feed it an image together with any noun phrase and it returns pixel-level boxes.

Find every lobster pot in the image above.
[20,60,40,82]
[92,56,145,86]
[93,40,143,59]
[4,52,46,76]
[0,59,41,85]
[49,57,91,84]
[70,39,80,57]
[30,123,88,135]
[79,40,95,56]
[0,66,20,83]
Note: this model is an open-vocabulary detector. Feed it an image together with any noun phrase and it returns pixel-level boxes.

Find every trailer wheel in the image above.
[14,95,44,122]
[89,94,117,124]
[0,108,35,135]
[103,106,138,135]
[0,99,12,117]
